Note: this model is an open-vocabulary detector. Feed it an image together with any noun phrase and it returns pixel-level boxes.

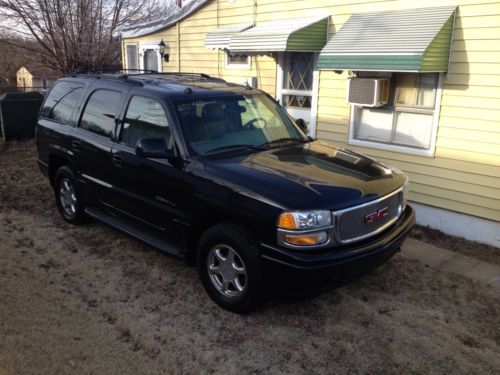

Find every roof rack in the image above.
[65,70,228,87]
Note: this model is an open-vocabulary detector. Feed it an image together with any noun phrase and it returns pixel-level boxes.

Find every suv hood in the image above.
[203,140,407,211]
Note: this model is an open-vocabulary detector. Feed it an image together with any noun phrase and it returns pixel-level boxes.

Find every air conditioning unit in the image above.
[347,78,390,107]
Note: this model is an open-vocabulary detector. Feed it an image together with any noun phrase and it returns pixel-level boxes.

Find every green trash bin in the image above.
[0,91,44,141]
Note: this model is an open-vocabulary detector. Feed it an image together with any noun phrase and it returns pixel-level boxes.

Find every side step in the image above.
[85,207,183,258]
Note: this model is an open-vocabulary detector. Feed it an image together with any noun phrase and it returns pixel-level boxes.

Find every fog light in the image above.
[284,231,328,246]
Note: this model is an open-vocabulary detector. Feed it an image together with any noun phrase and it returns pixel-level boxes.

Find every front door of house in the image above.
[277,52,318,136]
[139,44,161,72]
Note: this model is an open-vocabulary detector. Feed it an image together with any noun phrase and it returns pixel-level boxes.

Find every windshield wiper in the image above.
[260,137,309,148]
[206,144,265,154]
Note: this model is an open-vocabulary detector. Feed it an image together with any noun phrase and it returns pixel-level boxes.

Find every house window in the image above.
[349,73,442,156]
[225,51,251,69]
[126,45,138,70]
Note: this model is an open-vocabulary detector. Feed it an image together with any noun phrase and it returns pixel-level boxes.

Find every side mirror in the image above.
[135,138,174,159]
[295,118,308,133]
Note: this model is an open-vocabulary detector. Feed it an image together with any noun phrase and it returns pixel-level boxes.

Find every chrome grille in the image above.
[334,189,403,244]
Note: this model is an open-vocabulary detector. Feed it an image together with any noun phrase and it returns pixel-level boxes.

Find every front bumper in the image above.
[259,205,415,295]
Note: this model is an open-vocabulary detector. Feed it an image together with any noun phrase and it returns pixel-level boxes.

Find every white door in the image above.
[276,52,319,137]
[139,44,162,72]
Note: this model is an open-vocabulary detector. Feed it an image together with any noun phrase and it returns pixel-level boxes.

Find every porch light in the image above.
[158,39,169,62]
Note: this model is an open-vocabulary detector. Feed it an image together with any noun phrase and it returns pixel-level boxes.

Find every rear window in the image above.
[40,81,85,124]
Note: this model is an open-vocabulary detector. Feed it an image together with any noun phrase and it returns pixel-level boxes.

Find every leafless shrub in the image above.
[0,0,177,73]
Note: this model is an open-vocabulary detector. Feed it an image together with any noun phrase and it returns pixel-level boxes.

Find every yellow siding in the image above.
[122,0,500,222]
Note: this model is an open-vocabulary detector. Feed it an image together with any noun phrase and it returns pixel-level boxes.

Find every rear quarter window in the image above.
[40,81,85,124]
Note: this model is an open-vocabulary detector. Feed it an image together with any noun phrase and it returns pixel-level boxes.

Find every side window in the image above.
[121,96,171,148]
[79,89,122,137]
[40,81,85,124]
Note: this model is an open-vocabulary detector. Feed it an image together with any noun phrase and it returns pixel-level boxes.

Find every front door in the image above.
[111,94,187,245]
[277,52,318,137]
[139,44,161,72]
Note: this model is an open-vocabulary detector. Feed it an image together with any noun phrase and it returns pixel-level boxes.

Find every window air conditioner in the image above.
[347,78,390,107]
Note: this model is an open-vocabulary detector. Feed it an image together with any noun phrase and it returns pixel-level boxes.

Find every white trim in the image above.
[348,72,443,158]
[411,201,500,248]
[310,56,320,138]
[225,50,251,69]
[138,43,162,72]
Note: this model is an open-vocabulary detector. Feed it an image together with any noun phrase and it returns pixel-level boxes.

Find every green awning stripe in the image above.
[318,6,456,72]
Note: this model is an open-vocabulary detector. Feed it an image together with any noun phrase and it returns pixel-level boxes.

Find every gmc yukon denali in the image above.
[36,72,415,313]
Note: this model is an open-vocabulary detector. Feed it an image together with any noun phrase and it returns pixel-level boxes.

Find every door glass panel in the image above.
[283,94,312,109]
[283,52,314,91]
[126,45,138,70]
[121,96,171,148]
[144,49,159,71]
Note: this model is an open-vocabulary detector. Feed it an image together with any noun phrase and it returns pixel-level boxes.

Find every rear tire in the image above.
[197,223,264,314]
[54,166,88,225]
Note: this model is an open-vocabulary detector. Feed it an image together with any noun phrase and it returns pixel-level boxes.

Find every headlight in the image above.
[277,210,332,248]
[277,210,332,230]
[402,177,409,210]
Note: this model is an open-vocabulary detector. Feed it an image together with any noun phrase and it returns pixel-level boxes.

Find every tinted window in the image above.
[79,90,122,137]
[41,81,84,124]
[121,96,171,148]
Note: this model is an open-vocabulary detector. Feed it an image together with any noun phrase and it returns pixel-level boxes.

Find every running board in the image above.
[85,207,183,258]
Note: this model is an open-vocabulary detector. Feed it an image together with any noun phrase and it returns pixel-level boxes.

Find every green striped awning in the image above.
[204,24,253,50]
[317,6,456,72]
[228,16,328,53]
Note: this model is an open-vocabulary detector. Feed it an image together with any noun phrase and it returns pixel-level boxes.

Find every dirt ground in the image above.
[1,141,499,374]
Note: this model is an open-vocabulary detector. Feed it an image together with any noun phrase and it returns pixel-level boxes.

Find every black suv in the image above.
[36,72,415,313]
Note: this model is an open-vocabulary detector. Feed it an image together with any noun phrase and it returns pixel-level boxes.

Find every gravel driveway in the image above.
[1,142,499,374]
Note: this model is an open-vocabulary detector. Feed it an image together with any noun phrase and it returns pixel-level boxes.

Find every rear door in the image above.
[110,94,188,244]
[71,87,125,204]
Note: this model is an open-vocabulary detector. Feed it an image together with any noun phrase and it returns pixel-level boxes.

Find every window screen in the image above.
[126,45,138,70]
[79,90,122,137]
[121,96,171,148]
[40,81,85,124]
[226,51,250,67]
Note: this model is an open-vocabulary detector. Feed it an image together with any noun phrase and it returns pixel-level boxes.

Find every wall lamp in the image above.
[159,39,169,62]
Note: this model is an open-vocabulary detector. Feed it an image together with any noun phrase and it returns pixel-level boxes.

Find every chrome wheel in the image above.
[207,244,247,298]
[58,177,77,216]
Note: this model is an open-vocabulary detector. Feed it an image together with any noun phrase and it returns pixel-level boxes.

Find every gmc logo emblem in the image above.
[364,207,389,224]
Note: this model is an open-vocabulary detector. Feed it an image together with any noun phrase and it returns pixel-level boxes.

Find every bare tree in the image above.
[0,0,177,73]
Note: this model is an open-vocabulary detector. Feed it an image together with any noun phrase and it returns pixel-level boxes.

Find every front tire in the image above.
[197,223,264,314]
[54,166,88,224]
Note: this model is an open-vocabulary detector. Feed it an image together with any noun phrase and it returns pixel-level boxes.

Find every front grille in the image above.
[334,189,402,244]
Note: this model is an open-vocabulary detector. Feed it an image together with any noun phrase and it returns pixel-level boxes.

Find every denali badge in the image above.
[364,207,389,224]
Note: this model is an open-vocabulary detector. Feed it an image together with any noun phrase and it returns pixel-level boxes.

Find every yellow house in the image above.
[16,66,60,91]
[121,0,500,246]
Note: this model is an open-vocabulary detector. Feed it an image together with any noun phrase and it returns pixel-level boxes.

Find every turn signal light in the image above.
[284,232,328,246]
[278,212,297,229]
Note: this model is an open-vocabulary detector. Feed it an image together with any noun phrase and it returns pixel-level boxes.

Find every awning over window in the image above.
[228,16,328,53]
[317,6,456,72]
[204,24,253,50]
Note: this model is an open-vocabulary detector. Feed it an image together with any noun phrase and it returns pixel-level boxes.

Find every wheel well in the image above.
[184,212,255,266]
[48,154,73,185]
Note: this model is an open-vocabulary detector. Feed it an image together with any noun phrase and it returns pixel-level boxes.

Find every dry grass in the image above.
[1,141,499,374]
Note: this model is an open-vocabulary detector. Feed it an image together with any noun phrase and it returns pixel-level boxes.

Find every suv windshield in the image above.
[173,93,307,156]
